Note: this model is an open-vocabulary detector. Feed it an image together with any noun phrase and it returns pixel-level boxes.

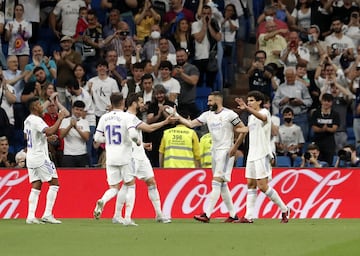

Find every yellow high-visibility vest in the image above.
[159,125,200,168]
[199,133,212,168]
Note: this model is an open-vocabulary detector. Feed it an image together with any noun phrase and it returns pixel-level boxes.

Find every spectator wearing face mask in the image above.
[275,107,305,165]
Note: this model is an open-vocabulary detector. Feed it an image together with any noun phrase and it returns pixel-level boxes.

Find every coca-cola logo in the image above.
[162,169,352,219]
[0,171,28,218]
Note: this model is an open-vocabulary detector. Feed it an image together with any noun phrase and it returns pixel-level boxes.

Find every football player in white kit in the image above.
[24,97,67,224]
[235,91,290,223]
[176,91,248,223]
[93,93,172,226]
[112,93,172,224]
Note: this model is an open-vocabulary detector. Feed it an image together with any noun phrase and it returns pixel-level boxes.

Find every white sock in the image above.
[148,185,162,217]
[43,186,59,217]
[113,186,127,219]
[265,187,287,212]
[100,188,118,205]
[27,188,40,219]
[205,181,221,218]
[245,188,257,219]
[220,183,236,218]
[124,185,136,220]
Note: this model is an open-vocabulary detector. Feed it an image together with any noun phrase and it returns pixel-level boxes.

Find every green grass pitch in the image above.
[1,219,359,256]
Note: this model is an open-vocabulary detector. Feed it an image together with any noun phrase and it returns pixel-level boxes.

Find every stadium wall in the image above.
[0,168,358,219]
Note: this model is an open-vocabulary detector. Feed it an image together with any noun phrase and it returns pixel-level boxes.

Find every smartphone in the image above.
[205,16,210,23]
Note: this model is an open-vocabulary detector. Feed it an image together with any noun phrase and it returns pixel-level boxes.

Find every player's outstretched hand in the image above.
[235,97,246,110]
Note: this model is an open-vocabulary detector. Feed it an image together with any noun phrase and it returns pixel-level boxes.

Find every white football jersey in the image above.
[95,110,138,165]
[247,108,272,161]
[23,114,51,168]
[196,108,241,150]
[127,113,147,160]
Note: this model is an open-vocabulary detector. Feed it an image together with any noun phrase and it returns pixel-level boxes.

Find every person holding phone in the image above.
[191,4,221,90]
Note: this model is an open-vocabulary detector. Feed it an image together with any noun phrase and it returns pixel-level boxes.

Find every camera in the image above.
[338,149,352,161]
[304,152,312,160]
[119,31,129,36]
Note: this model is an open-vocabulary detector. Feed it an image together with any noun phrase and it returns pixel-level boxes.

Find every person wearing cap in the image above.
[53,35,82,107]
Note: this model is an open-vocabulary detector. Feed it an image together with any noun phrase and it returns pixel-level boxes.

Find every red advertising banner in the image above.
[0,168,358,219]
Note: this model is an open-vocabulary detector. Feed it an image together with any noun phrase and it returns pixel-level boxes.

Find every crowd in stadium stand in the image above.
[0,0,360,169]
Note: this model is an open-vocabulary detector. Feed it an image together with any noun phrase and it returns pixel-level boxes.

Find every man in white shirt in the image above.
[235,91,289,224]
[59,100,90,167]
[93,92,140,226]
[87,59,120,120]
[177,91,247,223]
[24,97,66,224]
[112,93,172,224]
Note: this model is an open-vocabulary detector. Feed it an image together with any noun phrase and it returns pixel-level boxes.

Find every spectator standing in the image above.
[53,36,82,107]
[191,4,221,90]
[24,97,66,224]
[24,45,57,83]
[248,50,278,98]
[325,17,355,67]
[221,3,238,87]
[142,24,176,61]
[121,62,144,99]
[102,9,120,38]
[50,0,86,38]
[0,73,16,144]
[162,0,194,37]
[145,84,175,167]
[0,6,7,68]
[280,31,310,68]
[290,0,312,42]
[168,18,195,60]
[272,66,313,140]
[257,20,287,69]
[60,100,90,167]
[3,56,26,152]
[82,10,104,79]
[177,91,247,223]
[320,77,352,153]
[173,48,200,119]
[42,101,69,167]
[310,93,340,166]
[4,4,32,71]
[105,49,126,89]
[100,0,139,36]
[158,60,181,104]
[87,59,120,121]
[66,73,96,166]
[134,0,161,44]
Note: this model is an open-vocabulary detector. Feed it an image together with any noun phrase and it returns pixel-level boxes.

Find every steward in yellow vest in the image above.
[159,124,200,168]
